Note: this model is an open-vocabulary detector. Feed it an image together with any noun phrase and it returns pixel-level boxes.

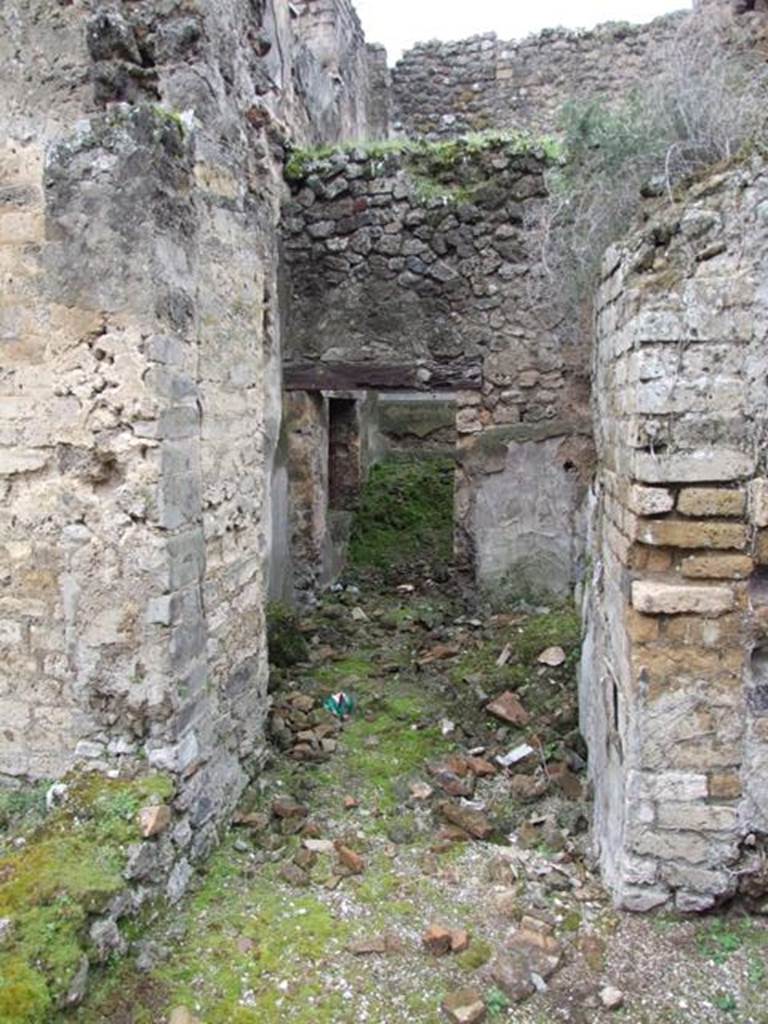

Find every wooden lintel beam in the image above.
[283,360,482,392]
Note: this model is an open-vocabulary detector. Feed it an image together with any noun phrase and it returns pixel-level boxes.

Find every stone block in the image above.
[656,803,739,832]
[659,862,735,897]
[750,478,768,527]
[632,449,756,484]
[0,620,24,647]
[630,545,672,572]
[632,580,734,615]
[0,449,48,476]
[627,484,675,516]
[663,613,743,647]
[630,828,713,865]
[626,609,659,643]
[677,487,746,518]
[640,770,709,803]
[708,771,742,800]
[635,518,747,551]
[680,553,753,580]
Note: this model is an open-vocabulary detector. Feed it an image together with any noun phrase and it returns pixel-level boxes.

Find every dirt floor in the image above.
[70,563,767,1024]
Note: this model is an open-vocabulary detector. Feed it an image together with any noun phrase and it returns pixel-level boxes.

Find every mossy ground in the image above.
[0,772,173,1023]
[73,574,768,1024]
[57,469,768,1023]
[347,457,455,573]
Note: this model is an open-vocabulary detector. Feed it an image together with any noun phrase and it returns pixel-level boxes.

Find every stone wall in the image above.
[281,139,593,600]
[0,0,378,881]
[291,0,390,142]
[391,13,688,139]
[580,156,768,911]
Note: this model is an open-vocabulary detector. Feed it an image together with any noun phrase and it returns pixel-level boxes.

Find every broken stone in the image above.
[169,1008,202,1024]
[343,795,359,809]
[232,811,270,831]
[486,691,530,727]
[548,763,583,800]
[303,838,334,854]
[418,643,460,665]
[410,781,434,800]
[434,771,475,798]
[441,988,487,1023]
[293,846,317,870]
[439,801,493,840]
[509,774,548,801]
[347,932,401,955]
[272,796,309,819]
[351,606,369,622]
[64,957,90,1007]
[290,744,316,761]
[506,927,562,980]
[496,643,512,667]
[288,694,315,713]
[137,804,172,838]
[436,825,471,843]
[537,646,566,667]
[496,744,536,769]
[599,986,625,1011]
[466,756,496,777]
[279,862,310,887]
[422,923,453,956]
[490,952,536,1003]
[335,842,365,874]
[450,928,470,953]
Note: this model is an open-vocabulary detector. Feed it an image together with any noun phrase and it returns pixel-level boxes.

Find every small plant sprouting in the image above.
[486,986,511,1016]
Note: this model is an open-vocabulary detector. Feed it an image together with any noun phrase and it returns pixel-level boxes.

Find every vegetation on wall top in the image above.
[283,130,561,186]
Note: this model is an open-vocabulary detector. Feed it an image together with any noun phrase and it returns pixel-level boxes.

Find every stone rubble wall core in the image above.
[280,141,593,600]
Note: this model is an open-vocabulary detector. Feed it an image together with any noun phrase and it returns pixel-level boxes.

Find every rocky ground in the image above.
[2,458,767,1023]
[70,562,767,1024]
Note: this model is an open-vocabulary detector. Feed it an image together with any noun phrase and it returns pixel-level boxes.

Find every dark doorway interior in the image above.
[328,398,360,510]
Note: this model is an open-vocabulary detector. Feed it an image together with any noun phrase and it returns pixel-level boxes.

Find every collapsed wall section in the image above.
[281,140,593,599]
[581,157,768,911]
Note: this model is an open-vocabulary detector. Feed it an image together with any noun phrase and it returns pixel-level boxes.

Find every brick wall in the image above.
[581,156,768,911]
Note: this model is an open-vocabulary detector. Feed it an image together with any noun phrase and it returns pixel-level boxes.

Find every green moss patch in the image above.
[0,771,173,1020]
[348,457,455,572]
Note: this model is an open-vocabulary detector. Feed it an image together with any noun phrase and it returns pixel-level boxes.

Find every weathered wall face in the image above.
[0,0,380,873]
[581,157,768,912]
[291,0,391,142]
[391,13,687,139]
[281,140,593,599]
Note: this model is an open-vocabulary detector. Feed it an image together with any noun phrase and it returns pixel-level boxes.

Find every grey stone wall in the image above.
[391,13,688,139]
[580,155,768,911]
[292,0,391,141]
[281,140,593,599]
[0,0,379,870]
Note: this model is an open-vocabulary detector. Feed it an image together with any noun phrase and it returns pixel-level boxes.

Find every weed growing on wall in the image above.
[543,25,768,314]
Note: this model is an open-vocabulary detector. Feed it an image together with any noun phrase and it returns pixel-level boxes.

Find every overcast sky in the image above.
[354,0,692,62]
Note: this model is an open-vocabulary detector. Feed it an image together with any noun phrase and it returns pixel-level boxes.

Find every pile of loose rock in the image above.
[268,692,342,762]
